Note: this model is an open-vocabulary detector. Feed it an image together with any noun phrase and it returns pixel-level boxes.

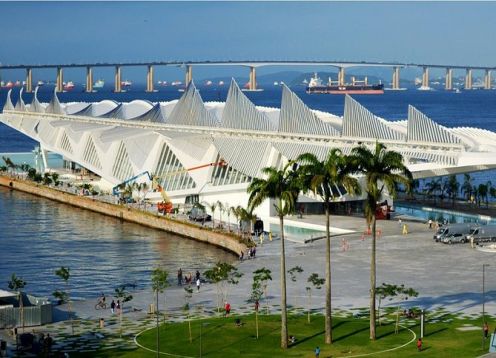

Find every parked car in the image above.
[466,225,496,244]
[441,233,467,244]
[433,223,476,242]
[188,207,211,222]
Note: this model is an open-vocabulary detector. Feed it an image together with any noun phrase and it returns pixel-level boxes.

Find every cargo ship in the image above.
[306,73,384,94]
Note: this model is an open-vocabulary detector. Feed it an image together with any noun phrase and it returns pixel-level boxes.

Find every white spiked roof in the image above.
[342,95,404,141]
[221,79,275,132]
[279,85,340,136]
[167,81,218,127]
[407,105,461,144]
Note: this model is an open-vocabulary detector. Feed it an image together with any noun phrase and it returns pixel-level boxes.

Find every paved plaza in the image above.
[2,213,495,356]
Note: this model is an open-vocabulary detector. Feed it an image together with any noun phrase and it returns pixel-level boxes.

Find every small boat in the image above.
[205,80,213,86]
[14,80,21,87]
[454,88,461,93]
[1,81,14,89]
[171,81,182,86]
[121,80,132,87]
[93,79,105,89]
[218,81,224,86]
[37,80,45,86]
[63,81,75,91]
[274,81,279,86]
[417,86,432,91]
[158,80,168,86]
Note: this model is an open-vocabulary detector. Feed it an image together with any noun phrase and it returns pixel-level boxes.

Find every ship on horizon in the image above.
[306,73,384,95]
[94,79,105,89]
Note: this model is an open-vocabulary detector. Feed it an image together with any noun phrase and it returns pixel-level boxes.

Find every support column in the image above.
[248,66,257,90]
[114,66,122,93]
[484,70,491,90]
[146,65,154,92]
[25,68,33,93]
[185,65,192,87]
[445,68,452,91]
[338,67,345,86]
[422,67,429,88]
[86,66,93,93]
[465,68,472,90]
[56,67,63,92]
[392,67,400,90]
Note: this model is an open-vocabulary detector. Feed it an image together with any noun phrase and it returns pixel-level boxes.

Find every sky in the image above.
[0,1,495,82]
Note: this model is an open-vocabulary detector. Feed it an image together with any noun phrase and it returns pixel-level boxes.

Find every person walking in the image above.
[224,301,231,317]
[196,270,201,281]
[196,278,201,292]
[417,338,422,351]
[484,322,489,339]
[116,300,121,314]
[314,346,320,357]
[177,268,183,286]
[110,300,116,314]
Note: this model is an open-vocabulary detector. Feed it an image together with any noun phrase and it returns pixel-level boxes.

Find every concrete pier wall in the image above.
[0,176,247,256]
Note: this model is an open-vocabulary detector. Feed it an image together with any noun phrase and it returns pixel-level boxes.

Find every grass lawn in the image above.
[69,311,493,357]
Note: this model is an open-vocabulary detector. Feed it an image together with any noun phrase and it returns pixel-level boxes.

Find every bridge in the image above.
[1,60,494,93]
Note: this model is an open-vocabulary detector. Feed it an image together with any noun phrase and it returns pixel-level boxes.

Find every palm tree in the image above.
[478,183,489,208]
[204,201,217,229]
[297,149,360,344]
[224,203,231,231]
[350,142,412,340]
[55,267,74,335]
[446,175,459,207]
[247,162,301,349]
[151,268,169,356]
[425,178,442,204]
[462,174,473,202]
[216,201,224,228]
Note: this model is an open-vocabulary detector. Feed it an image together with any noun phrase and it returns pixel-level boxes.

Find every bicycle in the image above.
[95,300,107,310]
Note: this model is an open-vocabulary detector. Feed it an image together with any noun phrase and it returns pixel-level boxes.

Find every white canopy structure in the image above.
[2,82,496,218]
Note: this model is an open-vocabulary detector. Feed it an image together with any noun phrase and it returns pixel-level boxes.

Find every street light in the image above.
[482,263,490,351]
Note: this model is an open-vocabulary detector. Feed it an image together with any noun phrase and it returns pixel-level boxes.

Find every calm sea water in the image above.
[0,85,495,298]
[0,186,233,299]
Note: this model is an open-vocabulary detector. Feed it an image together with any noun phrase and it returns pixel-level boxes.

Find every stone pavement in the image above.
[2,213,495,356]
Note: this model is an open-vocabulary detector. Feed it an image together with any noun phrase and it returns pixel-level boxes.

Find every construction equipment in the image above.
[113,160,226,214]
[112,171,152,196]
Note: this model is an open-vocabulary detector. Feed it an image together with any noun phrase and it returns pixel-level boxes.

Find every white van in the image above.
[433,223,476,243]
[466,225,496,244]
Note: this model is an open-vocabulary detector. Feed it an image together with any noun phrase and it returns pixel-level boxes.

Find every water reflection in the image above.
[0,187,234,299]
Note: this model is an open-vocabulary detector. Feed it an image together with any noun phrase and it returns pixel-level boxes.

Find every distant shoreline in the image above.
[0,175,247,256]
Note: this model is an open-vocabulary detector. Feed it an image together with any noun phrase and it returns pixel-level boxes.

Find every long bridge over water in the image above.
[1,60,494,93]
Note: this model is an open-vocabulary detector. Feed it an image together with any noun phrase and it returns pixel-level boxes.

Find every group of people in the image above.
[98,293,121,314]
[428,219,441,230]
[178,268,202,291]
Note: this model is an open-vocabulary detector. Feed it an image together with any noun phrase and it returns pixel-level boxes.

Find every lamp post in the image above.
[482,263,490,351]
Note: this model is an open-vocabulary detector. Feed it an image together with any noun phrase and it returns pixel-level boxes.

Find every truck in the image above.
[466,225,496,244]
[433,223,476,243]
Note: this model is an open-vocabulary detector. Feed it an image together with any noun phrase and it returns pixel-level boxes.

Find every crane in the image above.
[154,160,226,214]
[112,160,226,214]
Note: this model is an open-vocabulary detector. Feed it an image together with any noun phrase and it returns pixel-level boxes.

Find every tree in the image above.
[204,262,243,313]
[462,174,473,202]
[297,149,360,343]
[114,284,133,338]
[55,267,74,335]
[230,206,241,234]
[446,175,459,207]
[216,201,224,228]
[478,183,489,208]
[8,274,26,332]
[51,172,60,186]
[151,268,169,356]
[224,203,231,231]
[253,267,272,315]
[42,172,53,186]
[204,201,217,229]
[376,283,398,326]
[350,142,412,340]
[287,266,304,310]
[393,285,418,334]
[247,163,301,349]
[306,273,325,323]
[425,178,442,203]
